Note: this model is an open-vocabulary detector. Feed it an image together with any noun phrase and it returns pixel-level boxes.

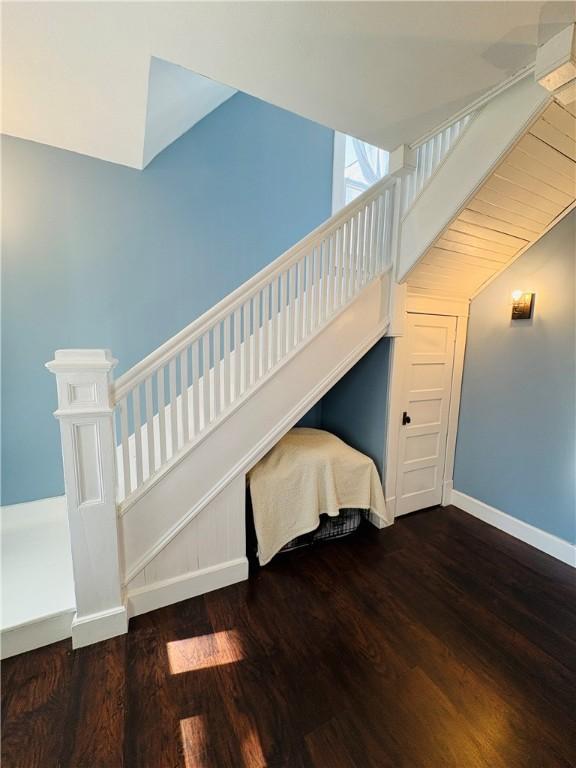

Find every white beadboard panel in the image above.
[506,147,576,198]
[441,229,516,258]
[531,111,576,161]
[125,474,246,591]
[516,133,575,181]
[143,518,199,584]
[474,185,554,225]
[466,197,550,233]
[406,97,575,300]
[542,101,576,141]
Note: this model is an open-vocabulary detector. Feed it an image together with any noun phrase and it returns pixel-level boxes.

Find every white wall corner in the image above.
[71,604,128,649]
[451,490,576,567]
[389,144,417,177]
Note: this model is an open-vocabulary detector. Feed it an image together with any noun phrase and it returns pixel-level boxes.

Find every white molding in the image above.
[387,283,407,336]
[383,336,406,509]
[410,63,535,148]
[367,511,391,530]
[331,131,346,214]
[441,479,453,507]
[405,292,470,318]
[385,306,468,519]
[1,610,74,660]
[71,604,128,649]
[127,558,248,618]
[442,314,468,493]
[451,490,576,567]
[124,315,390,582]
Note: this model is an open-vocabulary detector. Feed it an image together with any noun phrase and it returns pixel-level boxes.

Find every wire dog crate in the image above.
[280,508,366,553]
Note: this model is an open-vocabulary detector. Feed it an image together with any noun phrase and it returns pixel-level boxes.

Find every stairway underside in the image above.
[120,276,390,616]
[406,100,576,300]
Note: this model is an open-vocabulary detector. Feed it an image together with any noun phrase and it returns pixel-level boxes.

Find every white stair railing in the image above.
[111,175,397,504]
[401,113,477,215]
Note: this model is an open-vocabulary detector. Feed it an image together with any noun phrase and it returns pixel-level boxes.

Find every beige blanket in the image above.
[248,428,391,565]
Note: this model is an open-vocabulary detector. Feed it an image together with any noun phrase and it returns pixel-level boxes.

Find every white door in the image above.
[395,313,457,516]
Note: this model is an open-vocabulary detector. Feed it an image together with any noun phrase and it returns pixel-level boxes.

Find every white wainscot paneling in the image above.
[126,474,247,617]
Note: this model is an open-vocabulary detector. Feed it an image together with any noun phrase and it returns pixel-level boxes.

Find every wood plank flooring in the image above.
[2,506,576,768]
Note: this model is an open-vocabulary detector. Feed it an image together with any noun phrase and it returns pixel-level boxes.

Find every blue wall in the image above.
[454,211,575,543]
[318,338,390,477]
[1,93,334,505]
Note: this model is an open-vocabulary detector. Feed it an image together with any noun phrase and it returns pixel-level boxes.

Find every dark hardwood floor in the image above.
[2,505,576,768]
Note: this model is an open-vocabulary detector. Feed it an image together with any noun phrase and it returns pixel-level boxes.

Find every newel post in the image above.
[46,349,128,648]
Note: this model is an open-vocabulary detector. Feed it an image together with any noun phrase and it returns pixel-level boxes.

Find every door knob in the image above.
[402,411,411,425]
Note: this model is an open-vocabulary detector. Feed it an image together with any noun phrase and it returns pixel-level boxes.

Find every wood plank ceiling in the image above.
[407,99,576,299]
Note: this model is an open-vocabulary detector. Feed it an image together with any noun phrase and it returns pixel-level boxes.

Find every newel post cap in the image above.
[46,349,118,374]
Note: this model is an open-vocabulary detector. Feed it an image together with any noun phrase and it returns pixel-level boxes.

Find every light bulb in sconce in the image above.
[511,290,535,320]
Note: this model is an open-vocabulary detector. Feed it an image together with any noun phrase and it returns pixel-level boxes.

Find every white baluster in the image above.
[234,307,242,399]
[279,271,287,359]
[262,288,270,375]
[314,244,323,328]
[168,357,178,456]
[157,366,167,464]
[144,375,155,477]
[307,251,316,336]
[223,313,231,406]
[118,395,131,498]
[213,322,221,416]
[132,384,143,487]
[191,340,200,436]
[201,332,211,429]
[253,293,261,381]
[242,300,250,391]
[325,234,334,319]
[180,347,190,445]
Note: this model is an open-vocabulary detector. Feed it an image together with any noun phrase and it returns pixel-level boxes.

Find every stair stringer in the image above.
[398,76,551,282]
[121,274,391,615]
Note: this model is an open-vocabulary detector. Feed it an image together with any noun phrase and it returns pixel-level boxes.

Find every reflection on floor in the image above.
[2,505,575,768]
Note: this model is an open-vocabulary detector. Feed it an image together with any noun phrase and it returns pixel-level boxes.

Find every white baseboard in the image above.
[450,489,576,567]
[127,557,249,618]
[1,609,74,660]
[368,510,393,529]
[71,604,129,649]
[441,479,453,507]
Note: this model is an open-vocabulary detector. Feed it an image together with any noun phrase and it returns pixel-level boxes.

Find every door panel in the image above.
[395,313,456,516]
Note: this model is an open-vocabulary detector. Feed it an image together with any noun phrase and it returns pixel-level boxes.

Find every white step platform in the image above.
[1,496,75,659]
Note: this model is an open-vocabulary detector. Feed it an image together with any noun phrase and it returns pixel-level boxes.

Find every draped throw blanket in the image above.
[248,428,391,565]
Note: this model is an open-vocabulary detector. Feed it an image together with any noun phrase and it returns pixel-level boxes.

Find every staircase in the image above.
[43,71,575,651]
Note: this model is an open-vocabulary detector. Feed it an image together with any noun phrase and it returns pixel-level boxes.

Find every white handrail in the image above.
[113,174,397,401]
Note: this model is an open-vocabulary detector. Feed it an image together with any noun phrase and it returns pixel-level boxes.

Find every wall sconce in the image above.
[511,290,534,320]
